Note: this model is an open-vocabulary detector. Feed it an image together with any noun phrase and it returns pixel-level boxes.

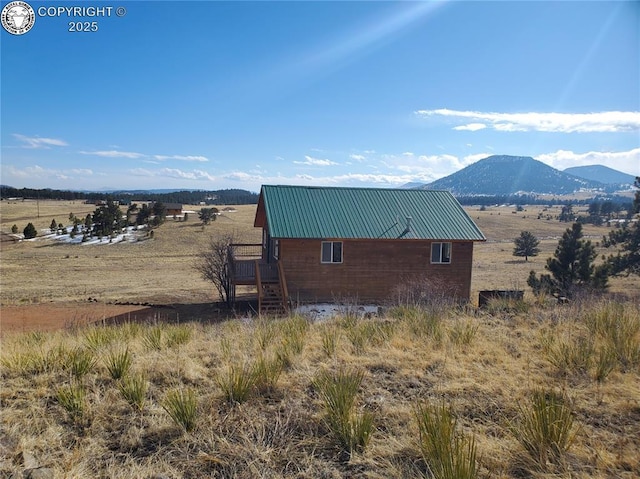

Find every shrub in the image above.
[163,388,198,432]
[414,400,478,479]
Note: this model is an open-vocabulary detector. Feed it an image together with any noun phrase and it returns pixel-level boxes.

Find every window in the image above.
[321,241,343,263]
[431,242,451,264]
[274,239,279,260]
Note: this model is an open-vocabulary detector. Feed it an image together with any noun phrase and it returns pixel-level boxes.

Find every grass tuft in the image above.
[118,372,148,410]
[104,346,133,380]
[313,368,374,455]
[415,400,478,479]
[162,387,198,432]
[56,382,87,420]
[253,354,283,394]
[216,362,258,404]
[143,325,165,351]
[66,347,97,379]
[320,324,340,358]
[510,389,577,469]
[166,324,193,349]
[448,319,479,347]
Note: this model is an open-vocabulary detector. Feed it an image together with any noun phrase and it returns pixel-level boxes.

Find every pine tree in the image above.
[513,231,540,261]
[23,222,37,239]
[198,207,219,226]
[136,204,151,226]
[11,224,18,234]
[602,177,640,276]
[92,201,123,237]
[50,219,58,233]
[527,222,608,297]
[151,201,167,227]
[84,214,92,233]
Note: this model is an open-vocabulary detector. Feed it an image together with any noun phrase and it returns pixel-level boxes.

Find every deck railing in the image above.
[228,243,278,284]
[229,243,262,259]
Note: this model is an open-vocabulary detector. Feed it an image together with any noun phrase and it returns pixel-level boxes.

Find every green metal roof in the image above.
[258,185,486,241]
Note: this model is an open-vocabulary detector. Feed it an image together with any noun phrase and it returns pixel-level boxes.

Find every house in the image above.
[164,203,183,216]
[228,185,486,314]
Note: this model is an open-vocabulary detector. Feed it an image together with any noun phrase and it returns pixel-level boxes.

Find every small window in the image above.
[274,239,279,260]
[431,242,451,264]
[321,241,343,263]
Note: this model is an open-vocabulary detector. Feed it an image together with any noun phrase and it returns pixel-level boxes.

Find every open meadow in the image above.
[0,200,636,320]
[0,199,639,478]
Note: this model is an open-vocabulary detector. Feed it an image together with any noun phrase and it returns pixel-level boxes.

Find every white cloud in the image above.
[69,168,93,175]
[3,164,89,181]
[159,168,215,181]
[153,155,209,162]
[381,152,467,181]
[127,167,216,181]
[13,134,68,148]
[454,123,487,131]
[416,109,640,133]
[536,148,640,175]
[81,150,145,159]
[349,154,366,162]
[294,155,338,166]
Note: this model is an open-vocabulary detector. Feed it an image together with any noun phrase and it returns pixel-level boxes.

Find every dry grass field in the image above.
[0,199,639,479]
[0,200,636,312]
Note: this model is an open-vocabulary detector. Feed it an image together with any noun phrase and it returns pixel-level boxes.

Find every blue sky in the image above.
[1,0,639,192]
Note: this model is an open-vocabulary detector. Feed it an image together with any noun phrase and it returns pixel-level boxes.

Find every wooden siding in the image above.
[279,238,474,303]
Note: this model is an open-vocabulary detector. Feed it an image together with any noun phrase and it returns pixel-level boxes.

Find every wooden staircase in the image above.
[255,260,289,316]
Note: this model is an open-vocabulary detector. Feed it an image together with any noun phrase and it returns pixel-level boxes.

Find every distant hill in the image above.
[419,155,606,196]
[563,165,636,186]
[399,181,427,189]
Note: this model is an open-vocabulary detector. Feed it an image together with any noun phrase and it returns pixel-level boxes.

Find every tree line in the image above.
[0,186,259,205]
[455,194,634,209]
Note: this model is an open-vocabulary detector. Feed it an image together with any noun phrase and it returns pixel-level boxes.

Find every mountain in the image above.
[420,155,606,196]
[563,165,636,186]
[400,181,427,189]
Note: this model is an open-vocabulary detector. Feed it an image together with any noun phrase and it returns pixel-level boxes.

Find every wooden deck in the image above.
[228,243,278,285]
[228,243,289,315]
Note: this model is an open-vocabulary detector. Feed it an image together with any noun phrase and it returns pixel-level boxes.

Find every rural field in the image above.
[0,199,638,478]
[0,199,636,321]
